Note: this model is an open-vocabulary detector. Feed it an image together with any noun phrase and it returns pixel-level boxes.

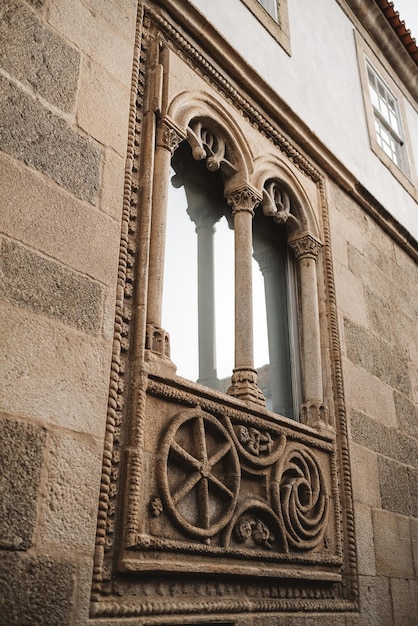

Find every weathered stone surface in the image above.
[48,0,135,87]
[345,318,412,396]
[0,552,75,626]
[0,417,46,550]
[330,204,364,254]
[38,431,102,551]
[408,467,418,518]
[394,390,418,439]
[0,0,79,111]
[390,430,418,467]
[0,153,120,286]
[357,575,393,626]
[348,245,392,301]
[253,617,308,626]
[0,76,101,203]
[410,517,418,576]
[77,58,131,156]
[364,287,394,346]
[349,410,392,457]
[354,502,376,576]
[350,442,381,508]
[100,147,126,219]
[83,0,137,40]
[0,239,103,334]
[343,358,397,427]
[334,262,368,327]
[0,302,112,436]
[373,509,414,578]
[391,578,418,626]
[26,0,44,7]
[377,456,411,515]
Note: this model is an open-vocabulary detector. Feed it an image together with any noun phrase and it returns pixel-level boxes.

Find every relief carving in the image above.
[271,445,329,551]
[157,409,240,538]
[236,425,273,456]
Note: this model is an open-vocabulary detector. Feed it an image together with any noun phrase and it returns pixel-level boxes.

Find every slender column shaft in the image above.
[196,223,217,386]
[289,235,323,402]
[233,208,254,369]
[226,186,265,406]
[147,118,184,328]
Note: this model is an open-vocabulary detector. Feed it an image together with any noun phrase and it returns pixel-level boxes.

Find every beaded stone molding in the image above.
[90,1,358,620]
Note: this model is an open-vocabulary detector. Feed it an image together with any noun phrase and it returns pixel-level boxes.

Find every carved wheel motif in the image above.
[159,409,240,539]
[271,446,329,550]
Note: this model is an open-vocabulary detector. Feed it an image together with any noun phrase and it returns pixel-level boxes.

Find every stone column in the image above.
[146,117,185,357]
[226,186,265,407]
[289,234,328,427]
[187,203,219,389]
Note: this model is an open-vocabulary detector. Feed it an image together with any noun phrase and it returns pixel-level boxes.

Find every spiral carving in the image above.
[271,446,328,551]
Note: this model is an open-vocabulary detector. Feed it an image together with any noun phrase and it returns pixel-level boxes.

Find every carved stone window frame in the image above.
[90,1,358,620]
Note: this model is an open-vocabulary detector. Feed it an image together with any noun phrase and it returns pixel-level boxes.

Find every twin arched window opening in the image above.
[163,139,300,419]
[147,113,327,427]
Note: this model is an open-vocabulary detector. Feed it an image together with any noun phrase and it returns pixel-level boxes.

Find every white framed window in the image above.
[257,0,278,21]
[366,63,407,172]
[355,31,416,192]
[240,0,291,54]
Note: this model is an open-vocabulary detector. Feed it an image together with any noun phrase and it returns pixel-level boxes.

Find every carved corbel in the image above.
[187,120,238,177]
[261,180,300,230]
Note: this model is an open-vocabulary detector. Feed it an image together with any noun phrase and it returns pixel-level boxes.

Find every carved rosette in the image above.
[157,409,240,538]
[271,445,329,550]
[289,233,323,260]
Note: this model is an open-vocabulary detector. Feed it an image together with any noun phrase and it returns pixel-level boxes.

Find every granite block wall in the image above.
[329,182,418,626]
[0,1,137,623]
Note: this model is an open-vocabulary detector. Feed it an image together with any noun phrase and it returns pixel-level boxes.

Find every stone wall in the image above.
[329,182,418,626]
[0,0,137,623]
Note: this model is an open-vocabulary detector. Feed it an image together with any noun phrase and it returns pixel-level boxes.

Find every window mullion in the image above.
[289,234,329,428]
[147,116,186,356]
[226,185,266,407]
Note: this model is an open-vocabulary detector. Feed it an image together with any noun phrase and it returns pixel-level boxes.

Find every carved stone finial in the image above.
[300,400,332,430]
[145,323,171,357]
[225,186,262,216]
[289,234,322,260]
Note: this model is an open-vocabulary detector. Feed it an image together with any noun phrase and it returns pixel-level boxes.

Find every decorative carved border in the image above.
[90,1,358,618]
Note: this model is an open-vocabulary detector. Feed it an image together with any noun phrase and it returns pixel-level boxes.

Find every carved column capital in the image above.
[156,117,186,154]
[289,234,322,260]
[226,185,262,216]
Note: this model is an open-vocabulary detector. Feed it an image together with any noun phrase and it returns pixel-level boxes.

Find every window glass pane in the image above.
[163,175,198,380]
[252,210,297,418]
[162,147,234,390]
[257,0,278,20]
